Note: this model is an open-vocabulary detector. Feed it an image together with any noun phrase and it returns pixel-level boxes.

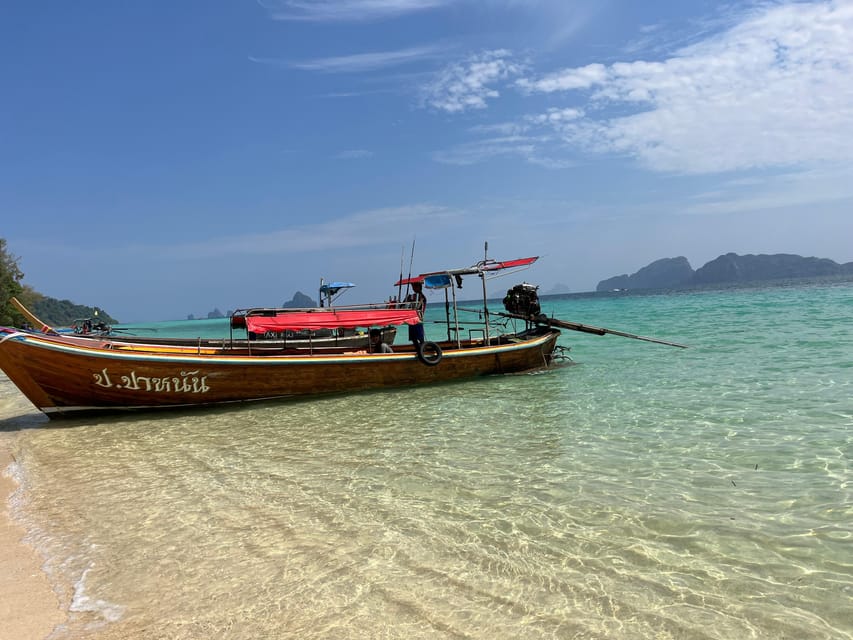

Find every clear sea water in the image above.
[1,280,851,639]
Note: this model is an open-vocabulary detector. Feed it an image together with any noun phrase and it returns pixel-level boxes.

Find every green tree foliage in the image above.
[28,294,118,327]
[0,238,25,326]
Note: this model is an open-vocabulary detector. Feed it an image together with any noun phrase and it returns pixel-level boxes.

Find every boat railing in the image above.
[230,300,420,320]
[226,301,420,355]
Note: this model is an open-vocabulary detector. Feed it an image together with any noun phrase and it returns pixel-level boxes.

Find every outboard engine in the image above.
[503,283,541,317]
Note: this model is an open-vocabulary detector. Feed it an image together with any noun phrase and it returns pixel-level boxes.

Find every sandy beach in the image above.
[0,438,66,640]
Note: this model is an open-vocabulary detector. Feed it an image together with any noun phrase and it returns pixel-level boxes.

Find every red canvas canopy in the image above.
[479,256,538,272]
[394,256,538,286]
[243,309,421,334]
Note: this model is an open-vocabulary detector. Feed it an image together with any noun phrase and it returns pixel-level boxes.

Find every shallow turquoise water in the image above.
[2,281,851,639]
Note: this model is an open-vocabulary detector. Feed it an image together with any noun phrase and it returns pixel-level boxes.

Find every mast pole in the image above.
[404,237,416,302]
[397,245,404,306]
[481,241,490,344]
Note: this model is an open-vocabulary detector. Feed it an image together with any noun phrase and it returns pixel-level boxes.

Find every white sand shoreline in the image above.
[1,437,66,640]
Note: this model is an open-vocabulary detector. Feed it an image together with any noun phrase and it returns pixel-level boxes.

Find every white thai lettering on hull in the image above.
[93,368,210,394]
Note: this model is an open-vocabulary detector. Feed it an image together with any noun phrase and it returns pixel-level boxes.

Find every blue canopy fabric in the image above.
[424,274,452,289]
[319,282,355,297]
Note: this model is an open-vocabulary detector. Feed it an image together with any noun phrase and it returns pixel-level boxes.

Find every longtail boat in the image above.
[0,252,686,418]
[0,323,560,417]
[0,255,565,417]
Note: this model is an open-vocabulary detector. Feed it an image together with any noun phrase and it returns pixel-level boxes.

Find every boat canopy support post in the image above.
[423,272,462,349]
[444,288,451,342]
[481,241,490,345]
[451,282,460,348]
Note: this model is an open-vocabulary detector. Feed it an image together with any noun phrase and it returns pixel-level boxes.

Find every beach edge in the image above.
[0,439,67,640]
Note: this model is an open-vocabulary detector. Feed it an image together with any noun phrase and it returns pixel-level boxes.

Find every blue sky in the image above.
[2,0,852,321]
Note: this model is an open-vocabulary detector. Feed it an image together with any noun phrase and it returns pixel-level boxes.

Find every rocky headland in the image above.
[597,253,853,292]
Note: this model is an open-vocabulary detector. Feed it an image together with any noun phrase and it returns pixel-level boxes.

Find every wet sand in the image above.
[0,441,66,640]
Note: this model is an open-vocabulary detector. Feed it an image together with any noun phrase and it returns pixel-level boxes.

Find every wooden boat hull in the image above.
[0,328,560,417]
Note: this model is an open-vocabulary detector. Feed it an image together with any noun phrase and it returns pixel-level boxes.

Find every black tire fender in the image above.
[416,341,442,366]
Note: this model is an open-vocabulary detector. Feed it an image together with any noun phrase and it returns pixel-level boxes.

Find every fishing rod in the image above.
[456,305,688,349]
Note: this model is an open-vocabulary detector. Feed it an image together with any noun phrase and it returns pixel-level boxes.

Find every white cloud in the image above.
[517,63,608,93]
[432,135,538,165]
[148,204,459,259]
[519,1,853,174]
[335,149,374,159]
[469,121,530,136]
[262,0,452,22]
[432,133,574,169]
[526,107,584,127]
[283,45,444,72]
[22,204,458,263]
[683,164,853,215]
[422,50,526,113]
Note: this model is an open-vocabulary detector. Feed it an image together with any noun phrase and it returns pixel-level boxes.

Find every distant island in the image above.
[597,253,853,292]
[543,283,572,295]
[186,292,318,320]
[187,308,228,320]
[283,291,317,308]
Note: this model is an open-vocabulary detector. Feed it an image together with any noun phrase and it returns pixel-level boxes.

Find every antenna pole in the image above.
[482,241,490,343]
[404,237,416,300]
[397,245,404,305]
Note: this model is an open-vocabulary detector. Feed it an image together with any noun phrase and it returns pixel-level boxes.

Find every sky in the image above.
[2,0,852,322]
